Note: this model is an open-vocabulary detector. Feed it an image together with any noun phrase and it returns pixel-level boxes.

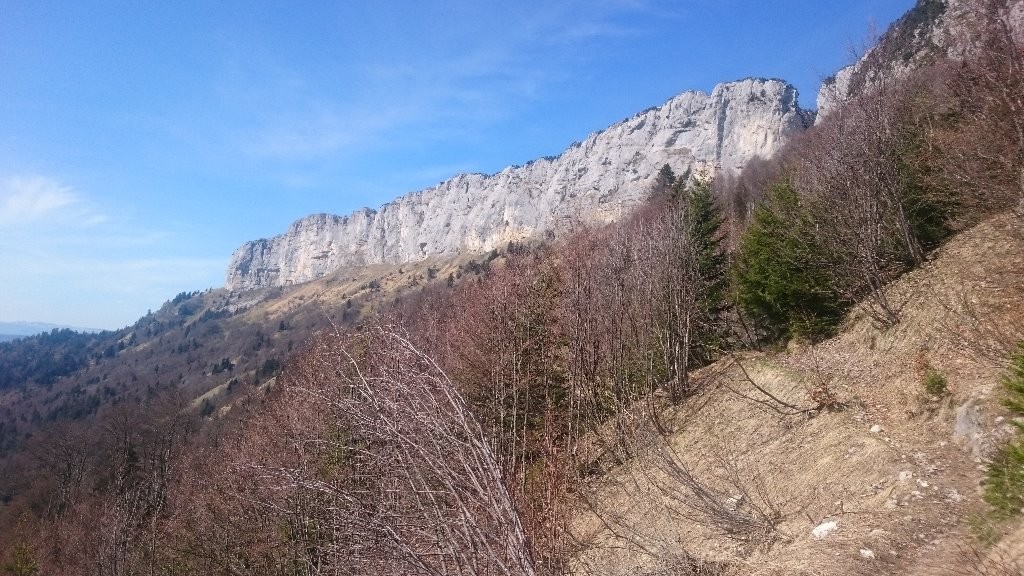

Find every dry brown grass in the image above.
[251,254,474,319]
[570,213,1024,575]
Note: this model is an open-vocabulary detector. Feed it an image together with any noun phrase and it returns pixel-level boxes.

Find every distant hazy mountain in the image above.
[0,321,103,340]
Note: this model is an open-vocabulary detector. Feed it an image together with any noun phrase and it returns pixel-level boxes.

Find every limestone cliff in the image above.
[816,0,953,119]
[816,0,1024,120]
[226,78,812,291]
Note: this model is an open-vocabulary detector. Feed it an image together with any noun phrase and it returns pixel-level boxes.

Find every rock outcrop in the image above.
[226,78,812,291]
[816,0,1024,120]
[816,0,954,119]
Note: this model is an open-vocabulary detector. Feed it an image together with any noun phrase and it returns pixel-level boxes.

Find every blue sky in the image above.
[0,0,913,330]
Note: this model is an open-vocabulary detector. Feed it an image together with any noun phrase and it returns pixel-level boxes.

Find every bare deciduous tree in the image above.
[790,67,954,327]
[181,325,539,575]
[942,0,1024,216]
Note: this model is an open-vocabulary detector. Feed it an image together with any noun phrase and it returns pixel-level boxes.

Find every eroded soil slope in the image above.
[573,214,1024,576]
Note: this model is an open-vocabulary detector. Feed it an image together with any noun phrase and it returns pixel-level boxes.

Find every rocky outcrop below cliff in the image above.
[226,78,812,291]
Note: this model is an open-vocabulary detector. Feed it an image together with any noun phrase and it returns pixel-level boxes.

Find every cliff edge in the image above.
[225,78,812,291]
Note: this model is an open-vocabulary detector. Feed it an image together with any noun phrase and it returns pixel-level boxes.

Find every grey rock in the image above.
[812,519,839,539]
[226,78,812,291]
[817,0,1024,122]
[953,399,984,457]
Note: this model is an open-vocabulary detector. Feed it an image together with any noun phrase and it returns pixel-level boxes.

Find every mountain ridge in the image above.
[0,321,104,338]
[226,77,813,291]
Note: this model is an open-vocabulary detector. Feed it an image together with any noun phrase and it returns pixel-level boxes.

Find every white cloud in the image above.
[0,175,78,224]
[0,174,110,228]
[212,2,663,167]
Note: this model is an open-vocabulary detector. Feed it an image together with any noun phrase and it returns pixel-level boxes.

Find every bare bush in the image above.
[952,528,1024,576]
[940,287,1024,365]
[200,325,539,575]
[940,0,1024,216]
[714,155,784,252]
[573,393,785,576]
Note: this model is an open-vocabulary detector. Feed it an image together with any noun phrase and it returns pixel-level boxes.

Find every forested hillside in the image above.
[2,0,1024,574]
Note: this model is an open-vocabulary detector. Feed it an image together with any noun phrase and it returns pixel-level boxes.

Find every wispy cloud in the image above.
[7,249,223,283]
[0,175,78,224]
[241,105,410,159]
[0,251,226,329]
[0,175,108,227]
[518,0,663,47]
[209,1,664,169]
[0,193,226,328]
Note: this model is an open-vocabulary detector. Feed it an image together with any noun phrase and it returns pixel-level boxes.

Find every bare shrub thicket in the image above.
[639,177,728,401]
[648,440,783,551]
[789,69,953,327]
[939,0,1024,216]
[168,325,537,575]
[14,396,194,576]
[726,356,841,416]
[376,173,734,573]
[424,252,575,572]
[713,155,784,252]
[573,403,783,576]
[960,552,1024,576]
[939,270,1024,366]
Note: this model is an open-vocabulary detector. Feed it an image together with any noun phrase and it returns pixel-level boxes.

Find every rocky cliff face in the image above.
[816,0,1024,120]
[226,78,813,291]
[816,0,953,119]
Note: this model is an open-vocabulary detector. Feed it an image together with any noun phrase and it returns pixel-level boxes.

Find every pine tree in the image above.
[657,163,677,187]
[684,178,729,364]
[734,180,846,341]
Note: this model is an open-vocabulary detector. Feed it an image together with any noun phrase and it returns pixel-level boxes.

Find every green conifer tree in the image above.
[734,179,846,341]
[684,178,729,364]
